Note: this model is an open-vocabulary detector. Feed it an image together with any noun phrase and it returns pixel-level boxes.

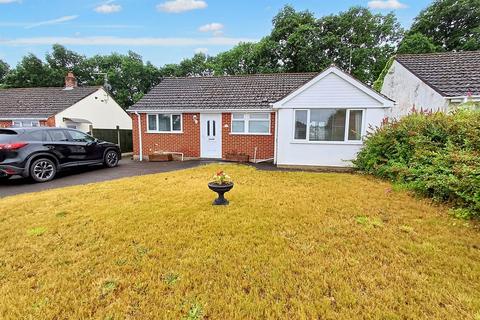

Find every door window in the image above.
[206,120,216,137]
[67,130,96,142]
[47,130,69,142]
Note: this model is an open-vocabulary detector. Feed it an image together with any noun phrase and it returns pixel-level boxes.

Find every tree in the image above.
[0,59,9,84]
[46,44,87,86]
[409,0,480,51]
[83,51,162,108]
[212,40,277,75]
[317,7,403,84]
[3,53,54,87]
[397,33,439,54]
[267,5,323,72]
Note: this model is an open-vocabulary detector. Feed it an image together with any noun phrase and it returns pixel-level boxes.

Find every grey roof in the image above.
[128,73,318,111]
[396,51,480,97]
[0,86,101,118]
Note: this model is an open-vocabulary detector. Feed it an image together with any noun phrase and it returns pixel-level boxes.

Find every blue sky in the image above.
[0,0,432,68]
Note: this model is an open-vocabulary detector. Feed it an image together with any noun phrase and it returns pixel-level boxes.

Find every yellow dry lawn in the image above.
[0,164,479,320]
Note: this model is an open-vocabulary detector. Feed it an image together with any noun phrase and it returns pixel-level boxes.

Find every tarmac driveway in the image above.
[0,158,208,198]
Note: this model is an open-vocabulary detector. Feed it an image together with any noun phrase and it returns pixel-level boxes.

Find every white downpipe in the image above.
[273,110,278,165]
[135,111,143,161]
[253,147,257,163]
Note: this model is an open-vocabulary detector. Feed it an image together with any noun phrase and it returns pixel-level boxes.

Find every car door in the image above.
[65,130,102,163]
[45,129,75,166]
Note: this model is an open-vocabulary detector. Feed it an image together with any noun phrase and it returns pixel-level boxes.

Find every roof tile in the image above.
[396,51,480,97]
[128,73,318,111]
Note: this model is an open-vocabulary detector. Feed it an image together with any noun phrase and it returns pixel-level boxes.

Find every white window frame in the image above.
[230,113,271,135]
[12,121,22,127]
[31,120,40,127]
[146,113,183,133]
[292,108,365,144]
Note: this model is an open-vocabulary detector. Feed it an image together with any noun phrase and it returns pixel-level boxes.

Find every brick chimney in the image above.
[64,72,77,89]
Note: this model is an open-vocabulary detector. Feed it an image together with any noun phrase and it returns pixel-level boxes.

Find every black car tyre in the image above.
[30,158,57,183]
[104,150,119,168]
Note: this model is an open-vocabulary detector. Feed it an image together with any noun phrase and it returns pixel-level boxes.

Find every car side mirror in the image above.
[87,139,98,146]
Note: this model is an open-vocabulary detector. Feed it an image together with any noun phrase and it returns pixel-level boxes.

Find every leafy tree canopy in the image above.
[0,60,9,85]
[409,0,480,51]
[397,33,440,54]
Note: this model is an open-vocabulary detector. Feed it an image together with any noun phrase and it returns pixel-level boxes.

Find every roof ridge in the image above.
[0,85,102,90]
[161,72,319,80]
[396,50,480,58]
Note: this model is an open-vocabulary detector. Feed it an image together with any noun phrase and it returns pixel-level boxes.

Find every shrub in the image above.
[354,110,480,218]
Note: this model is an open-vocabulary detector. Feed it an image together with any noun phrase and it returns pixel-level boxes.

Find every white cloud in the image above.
[368,0,407,9]
[95,3,122,14]
[157,0,207,13]
[198,22,223,33]
[0,0,21,4]
[194,47,208,54]
[0,36,257,46]
[25,15,79,29]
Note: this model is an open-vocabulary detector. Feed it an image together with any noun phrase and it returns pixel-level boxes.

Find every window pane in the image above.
[148,115,157,131]
[69,130,95,142]
[309,109,346,141]
[48,130,69,142]
[294,110,308,140]
[348,110,363,140]
[31,121,40,127]
[248,120,269,133]
[249,113,269,120]
[158,114,171,131]
[172,114,181,131]
[232,113,245,120]
[27,130,45,141]
[232,120,245,133]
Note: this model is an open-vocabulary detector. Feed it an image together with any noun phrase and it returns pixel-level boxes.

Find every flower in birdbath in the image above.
[211,170,232,185]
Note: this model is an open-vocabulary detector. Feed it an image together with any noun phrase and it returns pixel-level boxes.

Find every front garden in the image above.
[0,164,479,319]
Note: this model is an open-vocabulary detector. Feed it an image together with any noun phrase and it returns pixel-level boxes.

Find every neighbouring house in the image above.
[0,72,132,132]
[127,66,393,168]
[380,51,480,118]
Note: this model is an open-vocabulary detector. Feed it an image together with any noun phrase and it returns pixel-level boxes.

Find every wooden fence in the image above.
[91,126,133,153]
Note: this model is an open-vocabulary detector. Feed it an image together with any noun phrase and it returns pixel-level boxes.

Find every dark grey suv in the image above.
[0,127,121,182]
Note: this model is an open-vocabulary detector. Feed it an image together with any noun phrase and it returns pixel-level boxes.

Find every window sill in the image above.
[229,132,271,136]
[290,140,363,145]
[146,131,183,134]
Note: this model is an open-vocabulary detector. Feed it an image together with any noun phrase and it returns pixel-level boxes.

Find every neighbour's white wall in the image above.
[284,73,383,108]
[55,88,132,132]
[276,108,385,167]
[381,61,448,119]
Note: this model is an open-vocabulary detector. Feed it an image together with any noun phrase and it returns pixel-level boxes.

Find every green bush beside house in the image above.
[354,110,480,218]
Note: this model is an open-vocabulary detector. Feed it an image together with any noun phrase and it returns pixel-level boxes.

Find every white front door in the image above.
[200,114,222,158]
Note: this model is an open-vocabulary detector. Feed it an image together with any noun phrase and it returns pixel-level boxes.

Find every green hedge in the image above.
[354,110,480,218]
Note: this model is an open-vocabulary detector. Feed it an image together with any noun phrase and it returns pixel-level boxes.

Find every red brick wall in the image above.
[132,112,276,161]
[131,113,200,158]
[0,120,12,128]
[0,117,55,128]
[42,116,56,127]
[222,112,275,160]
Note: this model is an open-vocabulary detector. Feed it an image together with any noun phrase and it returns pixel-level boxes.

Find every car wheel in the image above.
[30,158,57,183]
[104,150,119,168]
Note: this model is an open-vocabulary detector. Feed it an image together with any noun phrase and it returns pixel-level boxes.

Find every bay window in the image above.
[147,114,182,132]
[294,109,364,142]
[231,113,270,134]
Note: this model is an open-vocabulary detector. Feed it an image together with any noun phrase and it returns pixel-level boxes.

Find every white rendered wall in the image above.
[55,88,132,132]
[381,61,448,119]
[276,108,386,167]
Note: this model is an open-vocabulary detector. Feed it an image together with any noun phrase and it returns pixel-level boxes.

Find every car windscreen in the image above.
[0,129,19,142]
